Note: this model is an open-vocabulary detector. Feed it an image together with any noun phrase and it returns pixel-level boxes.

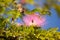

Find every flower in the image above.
[23,13,45,27]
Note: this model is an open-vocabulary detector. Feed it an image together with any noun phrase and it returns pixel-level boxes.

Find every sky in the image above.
[43,8,60,31]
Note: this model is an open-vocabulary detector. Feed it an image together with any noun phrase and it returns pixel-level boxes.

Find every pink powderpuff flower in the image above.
[23,13,45,27]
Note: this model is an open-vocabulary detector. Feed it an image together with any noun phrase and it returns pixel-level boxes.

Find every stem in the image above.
[0,36,7,40]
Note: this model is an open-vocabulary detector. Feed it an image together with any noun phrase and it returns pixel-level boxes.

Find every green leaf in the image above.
[48,27,58,34]
[32,8,42,13]
[54,5,60,17]
[0,6,5,14]
[41,10,51,16]
[7,9,21,19]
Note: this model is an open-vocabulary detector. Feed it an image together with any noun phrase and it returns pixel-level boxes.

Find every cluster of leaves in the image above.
[0,25,60,40]
[0,0,60,17]
[0,0,52,15]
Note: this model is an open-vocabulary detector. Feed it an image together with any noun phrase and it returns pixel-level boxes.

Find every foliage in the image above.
[0,25,60,40]
[0,6,5,13]
[7,9,21,19]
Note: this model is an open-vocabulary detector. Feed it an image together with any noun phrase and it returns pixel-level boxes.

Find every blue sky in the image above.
[43,8,60,31]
